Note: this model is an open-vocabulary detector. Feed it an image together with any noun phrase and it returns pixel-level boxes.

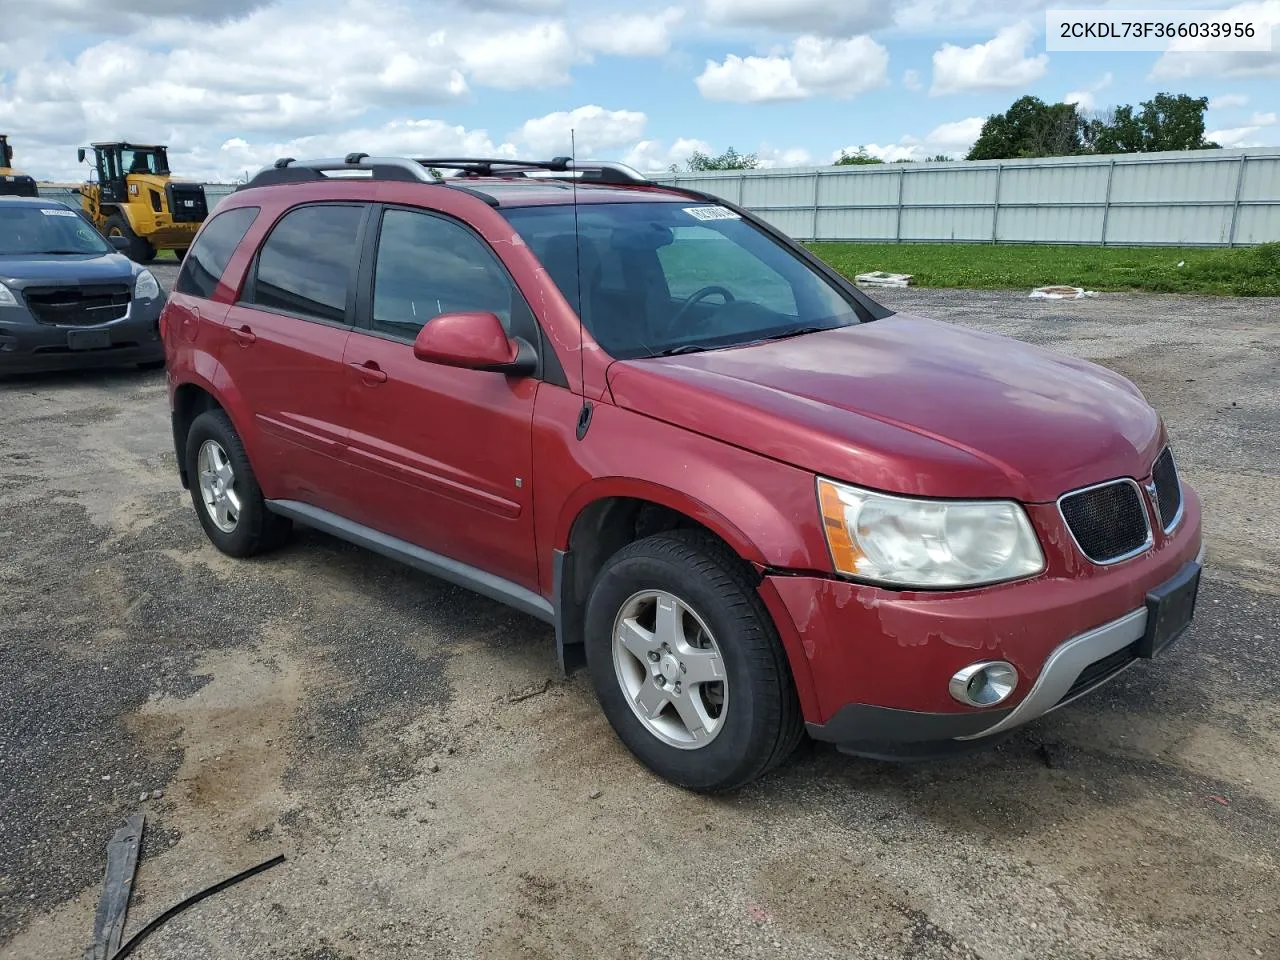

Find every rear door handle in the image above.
[348,360,388,385]
[230,325,256,346]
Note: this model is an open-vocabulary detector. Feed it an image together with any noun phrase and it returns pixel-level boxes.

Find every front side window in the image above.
[248,204,365,323]
[175,206,259,299]
[502,201,860,359]
[371,208,516,340]
[0,205,110,256]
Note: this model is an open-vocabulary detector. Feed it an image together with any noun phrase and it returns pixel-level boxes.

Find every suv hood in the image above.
[0,252,135,288]
[606,315,1164,503]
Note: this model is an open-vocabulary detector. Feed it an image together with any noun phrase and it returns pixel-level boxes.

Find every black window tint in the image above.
[175,207,259,299]
[251,205,364,323]
[372,209,515,339]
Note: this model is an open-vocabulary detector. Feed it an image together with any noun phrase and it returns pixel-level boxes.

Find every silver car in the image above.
[0,197,166,374]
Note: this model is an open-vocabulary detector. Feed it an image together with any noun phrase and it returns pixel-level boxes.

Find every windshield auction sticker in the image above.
[1046,9,1272,51]
[40,209,78,217]
[684,206,742,221]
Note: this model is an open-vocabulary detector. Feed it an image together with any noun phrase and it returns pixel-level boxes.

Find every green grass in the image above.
[805,241,1280,297]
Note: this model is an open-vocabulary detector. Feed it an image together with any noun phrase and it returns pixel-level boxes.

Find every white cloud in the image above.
[696,34,889,103]
[514,105,648,156]
[903,69,922,91]
[577,7,684,57]
[623,137,714,172]
[757,145,814,167]
[1209,93,1250,110]
[1208,125,1266,147]
[457,22,579,89]
[837,115,984,162]
[1251,111,1278,125]
[930,21,1048,95]
[1063,72,1112,112]
[1150,1,1280,79]
[702,0,891,35]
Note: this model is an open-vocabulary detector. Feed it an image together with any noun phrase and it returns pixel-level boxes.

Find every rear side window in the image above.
[247,204,365,324]
[175,206,259,299]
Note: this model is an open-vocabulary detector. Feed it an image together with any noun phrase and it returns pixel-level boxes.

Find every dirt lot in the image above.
[2,275,1277,960]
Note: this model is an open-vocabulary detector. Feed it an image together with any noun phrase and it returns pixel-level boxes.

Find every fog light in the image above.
[949,661,1018,707]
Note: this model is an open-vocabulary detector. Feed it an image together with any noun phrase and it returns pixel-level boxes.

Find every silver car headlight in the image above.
[817,477,1045,588]
[134,269,161,301]
[0,282,18,307]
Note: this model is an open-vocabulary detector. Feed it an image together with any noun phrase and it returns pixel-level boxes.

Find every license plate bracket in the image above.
[67,329,111,351]
[1139,561,1201,658]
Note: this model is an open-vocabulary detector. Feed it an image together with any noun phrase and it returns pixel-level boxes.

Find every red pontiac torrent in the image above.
[161,155,1203,791]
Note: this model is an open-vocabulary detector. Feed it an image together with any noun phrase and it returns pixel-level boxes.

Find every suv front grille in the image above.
[1059,479,1152,565]
[1151,447,1183,532]
[23,284,131,327]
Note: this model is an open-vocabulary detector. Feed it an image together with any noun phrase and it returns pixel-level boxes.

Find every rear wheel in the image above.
[584,530,803,792]
[104,214,155,264]
[172,248,189,262]
[185,409,291,557]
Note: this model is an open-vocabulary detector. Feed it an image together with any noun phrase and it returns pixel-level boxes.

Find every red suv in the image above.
[161,155,1203,791]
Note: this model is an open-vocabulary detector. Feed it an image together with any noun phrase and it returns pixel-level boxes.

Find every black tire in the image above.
[184,409,291,557]
[584,530,803,792]
[172,248,189,262]
[104,214,155,263]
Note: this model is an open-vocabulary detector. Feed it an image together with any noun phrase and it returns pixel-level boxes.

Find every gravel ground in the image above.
[1,272,1277,960]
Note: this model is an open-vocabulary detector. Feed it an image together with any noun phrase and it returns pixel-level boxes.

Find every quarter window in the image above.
[372,208,517,339]
[175,206,259,299]
[249,205,365,323]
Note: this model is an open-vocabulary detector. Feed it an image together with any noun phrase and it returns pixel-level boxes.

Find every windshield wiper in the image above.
[656,343,717,356]
[763,325,827,342]
[34,249,96,255]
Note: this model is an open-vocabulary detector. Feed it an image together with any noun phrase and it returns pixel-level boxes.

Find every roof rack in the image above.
[237,154,651,192]
[414,157,649,185]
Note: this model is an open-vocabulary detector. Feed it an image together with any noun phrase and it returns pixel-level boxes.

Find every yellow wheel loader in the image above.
[76,142,208,263]
[0,135,39,197]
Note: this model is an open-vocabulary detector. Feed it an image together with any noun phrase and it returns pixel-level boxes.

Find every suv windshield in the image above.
[503,201,860,359]
[0,206,110,256]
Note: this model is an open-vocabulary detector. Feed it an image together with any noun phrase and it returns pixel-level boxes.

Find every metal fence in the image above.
[651,147,1280,247]
[32,148,1280,247]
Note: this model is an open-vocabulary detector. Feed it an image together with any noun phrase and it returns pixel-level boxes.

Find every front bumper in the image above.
[762,486,1203,756]
[0,299,165,374]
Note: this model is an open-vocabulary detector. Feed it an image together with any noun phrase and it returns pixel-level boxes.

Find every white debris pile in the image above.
[1029,285,1099,300]
[855,271,914,287]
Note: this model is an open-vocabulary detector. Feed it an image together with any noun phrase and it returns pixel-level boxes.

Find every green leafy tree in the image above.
[967,96,1086,160]
[682,147,759,171]
[1086,93,1218,153]
[834,147,883,166]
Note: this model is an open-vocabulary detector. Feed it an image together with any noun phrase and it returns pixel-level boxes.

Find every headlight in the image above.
[134,270,161,300]
[817,477,1045,588]
[0,282,18,307]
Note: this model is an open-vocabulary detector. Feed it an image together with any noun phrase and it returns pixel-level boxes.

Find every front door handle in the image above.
[349,360,388,385]
[230,325,256,346]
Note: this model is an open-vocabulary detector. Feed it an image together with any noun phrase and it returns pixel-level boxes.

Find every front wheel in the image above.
[103,214,155,264]
[584,531,803,792]
[184,409,291,557]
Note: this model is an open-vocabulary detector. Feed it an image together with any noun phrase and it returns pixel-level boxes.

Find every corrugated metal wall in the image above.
[653,148,1280,246]
[30,149,1280,247]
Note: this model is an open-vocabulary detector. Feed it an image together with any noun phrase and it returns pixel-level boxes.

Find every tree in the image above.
[834,147,883,166]
[1087,93,1217,153]
[682,147,759,171]
[967,96,1086,160]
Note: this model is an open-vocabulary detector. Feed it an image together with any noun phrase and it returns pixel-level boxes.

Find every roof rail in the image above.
[238,155,441,191]
[236,155,651,193]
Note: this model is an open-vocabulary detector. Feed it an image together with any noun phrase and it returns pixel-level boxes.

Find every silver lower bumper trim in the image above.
[958,607,1148,740]
[960,542,1205,741]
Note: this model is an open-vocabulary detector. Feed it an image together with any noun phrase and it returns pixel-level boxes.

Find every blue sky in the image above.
[0,0,1276,181]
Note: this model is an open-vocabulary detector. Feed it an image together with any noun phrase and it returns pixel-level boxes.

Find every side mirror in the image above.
[108,236,130,251]
[77,148,86,163]
[413,311,536,376]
